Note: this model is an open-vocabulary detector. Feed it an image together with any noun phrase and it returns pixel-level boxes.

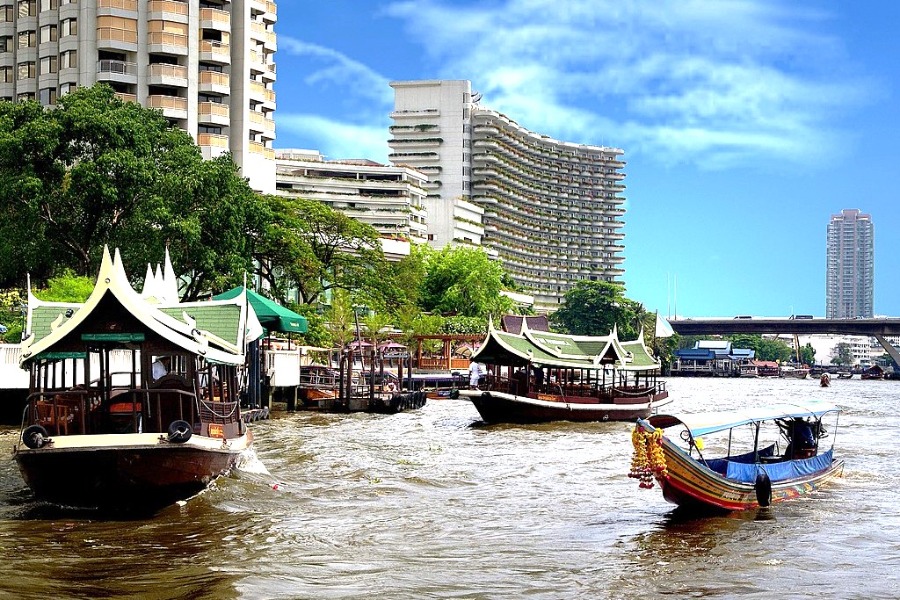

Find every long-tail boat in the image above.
[630,401,843,513]
[459,320,669,424]
[13,248,253,511]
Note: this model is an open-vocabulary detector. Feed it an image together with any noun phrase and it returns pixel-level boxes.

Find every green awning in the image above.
[214,287,308,334]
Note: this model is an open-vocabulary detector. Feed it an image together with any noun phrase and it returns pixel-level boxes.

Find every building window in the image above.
[17,60,35,79]
[39,0,56,10]
[0,5,13,21]
[60,17,76,37]
[40,24,56,43]
[59,81,75,94]
[39,86,56,104]
[0,66,11,82]
[18,0,35,17]
[17,91,35,101]
[59,48,76,68]
[39,54,56,73]
[18,30,36,48]
[0,35,10,52]
[198,124,222,134]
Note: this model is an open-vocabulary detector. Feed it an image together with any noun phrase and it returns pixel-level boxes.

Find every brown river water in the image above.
[0,377,897,599]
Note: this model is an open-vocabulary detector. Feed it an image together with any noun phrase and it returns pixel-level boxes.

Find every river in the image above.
[0,377,897,599]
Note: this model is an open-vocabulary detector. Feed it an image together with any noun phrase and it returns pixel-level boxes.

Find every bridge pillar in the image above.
[873,335,900,368]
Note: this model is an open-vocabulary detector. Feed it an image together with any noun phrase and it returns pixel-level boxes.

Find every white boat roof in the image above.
[647,401,841,437]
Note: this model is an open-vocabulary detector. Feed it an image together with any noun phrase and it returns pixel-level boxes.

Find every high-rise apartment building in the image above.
[826,208,874,319]
[275,149,429,262]
[388,80,626,311]
[0,0,277,192]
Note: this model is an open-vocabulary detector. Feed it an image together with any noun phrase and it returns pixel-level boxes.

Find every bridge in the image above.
[667,317,900,365]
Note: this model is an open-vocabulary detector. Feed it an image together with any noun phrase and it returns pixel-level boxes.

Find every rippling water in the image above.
[0,378,898,599]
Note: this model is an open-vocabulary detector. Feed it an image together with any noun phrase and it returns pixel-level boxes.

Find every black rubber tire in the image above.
[22,424,49,449]
[755,471,773,507]
[167,420,193,443]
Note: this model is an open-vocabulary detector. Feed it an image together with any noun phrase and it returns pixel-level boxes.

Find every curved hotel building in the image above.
[389,80,625,311]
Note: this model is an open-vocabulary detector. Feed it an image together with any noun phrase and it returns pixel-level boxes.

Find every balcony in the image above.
[97,27,138,51]
[199,40,230,64]
[250,80,275,104]
[148,62,187,87]
[198,69,229,95]
[198,132,229,149]
[200,7,230,30]
[198,101,229,126]
[114,92,136,104]
[147,94,187,119]
[96,59,137,85]
[98,0,137,11]
[147,31,188,55]
[249,140,275,160]
[148,0,188,22]
[249,111,275,134]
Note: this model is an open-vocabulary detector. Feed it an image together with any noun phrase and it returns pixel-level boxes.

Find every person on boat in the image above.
[151,356,170,380]
[531,364,544,389]
[513,367,529,395]
[469,361,482,389]
[786,418,817,459]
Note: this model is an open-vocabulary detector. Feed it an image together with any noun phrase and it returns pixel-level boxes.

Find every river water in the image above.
[0,377,897,599]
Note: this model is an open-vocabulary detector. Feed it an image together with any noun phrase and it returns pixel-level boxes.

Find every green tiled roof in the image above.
[159,304,243,347]
[28,304,80,345]
[473,325,660,372]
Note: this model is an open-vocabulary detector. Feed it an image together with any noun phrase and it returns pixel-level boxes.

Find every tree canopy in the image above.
[419,246,513,319]
[550,280,646,339]
[0,85,265,298]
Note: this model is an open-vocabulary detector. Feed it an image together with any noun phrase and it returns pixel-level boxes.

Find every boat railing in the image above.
[479,376,665,403]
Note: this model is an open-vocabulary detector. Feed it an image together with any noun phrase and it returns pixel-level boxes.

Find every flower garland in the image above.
[628,426,668,488]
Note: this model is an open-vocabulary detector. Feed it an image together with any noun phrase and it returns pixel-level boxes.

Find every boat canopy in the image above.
[470,319,661,372]
[646,401,841,437]
[20,247,248,366]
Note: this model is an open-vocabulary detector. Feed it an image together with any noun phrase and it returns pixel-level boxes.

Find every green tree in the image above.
[831,342,852,366]
[0,85,265,297]
[727,334,792,362]
[257,195,385,306]
[799,343,816,366]
[550,281,646,339]
[420,246,513,318]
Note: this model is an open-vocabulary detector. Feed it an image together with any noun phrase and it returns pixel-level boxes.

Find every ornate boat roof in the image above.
[21,247,249,366]
[470,319,661,371]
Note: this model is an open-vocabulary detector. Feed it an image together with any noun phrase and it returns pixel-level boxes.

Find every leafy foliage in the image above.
[727,334,793,363]
[551,280,646,339]
[420,246,513,318]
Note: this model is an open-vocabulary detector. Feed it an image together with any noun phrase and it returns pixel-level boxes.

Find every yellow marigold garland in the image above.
[629,426,669,488]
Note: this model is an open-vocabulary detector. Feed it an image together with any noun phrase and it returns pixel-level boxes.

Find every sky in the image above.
[271,0,900,319]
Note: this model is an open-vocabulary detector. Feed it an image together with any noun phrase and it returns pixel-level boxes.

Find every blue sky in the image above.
[272,0,900,319]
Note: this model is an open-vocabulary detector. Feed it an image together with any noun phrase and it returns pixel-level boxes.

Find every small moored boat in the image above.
[630,401,843,513]
[14,248,253,512]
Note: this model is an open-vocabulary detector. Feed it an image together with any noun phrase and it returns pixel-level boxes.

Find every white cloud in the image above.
[279,36,393,106]
[383,0,876,168]
[277,114,391,163]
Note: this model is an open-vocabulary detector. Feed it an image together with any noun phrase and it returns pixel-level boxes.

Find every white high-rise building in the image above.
[826,209,874,319]
[0,0,277,192]
[388,80,626,311]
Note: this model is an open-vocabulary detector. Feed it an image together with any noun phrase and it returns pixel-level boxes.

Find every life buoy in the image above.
[22,425,49,449]
[167,420,193,443]
[755,470,772,507]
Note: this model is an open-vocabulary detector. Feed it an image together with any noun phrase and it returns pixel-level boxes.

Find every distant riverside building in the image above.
[388,79,626,311]
[0,0,277,193]
[275,149,428,262]
[826,209,874,319]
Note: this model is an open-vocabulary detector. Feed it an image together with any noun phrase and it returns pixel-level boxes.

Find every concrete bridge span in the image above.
[667,318,900,365]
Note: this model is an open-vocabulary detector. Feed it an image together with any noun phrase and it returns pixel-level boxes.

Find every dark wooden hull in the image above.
[14,434,249,510]
[654,435,844,513]
[468,390,668,424]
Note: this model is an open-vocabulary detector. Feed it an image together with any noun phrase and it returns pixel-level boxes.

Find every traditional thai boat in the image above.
[459,321,669,424]
[13,248,253,511]
[630,401,843,513]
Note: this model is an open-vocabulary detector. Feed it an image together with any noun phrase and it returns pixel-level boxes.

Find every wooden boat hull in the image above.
[653,434,844,512]
[14,432,251,510]
[463,390,669,424]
